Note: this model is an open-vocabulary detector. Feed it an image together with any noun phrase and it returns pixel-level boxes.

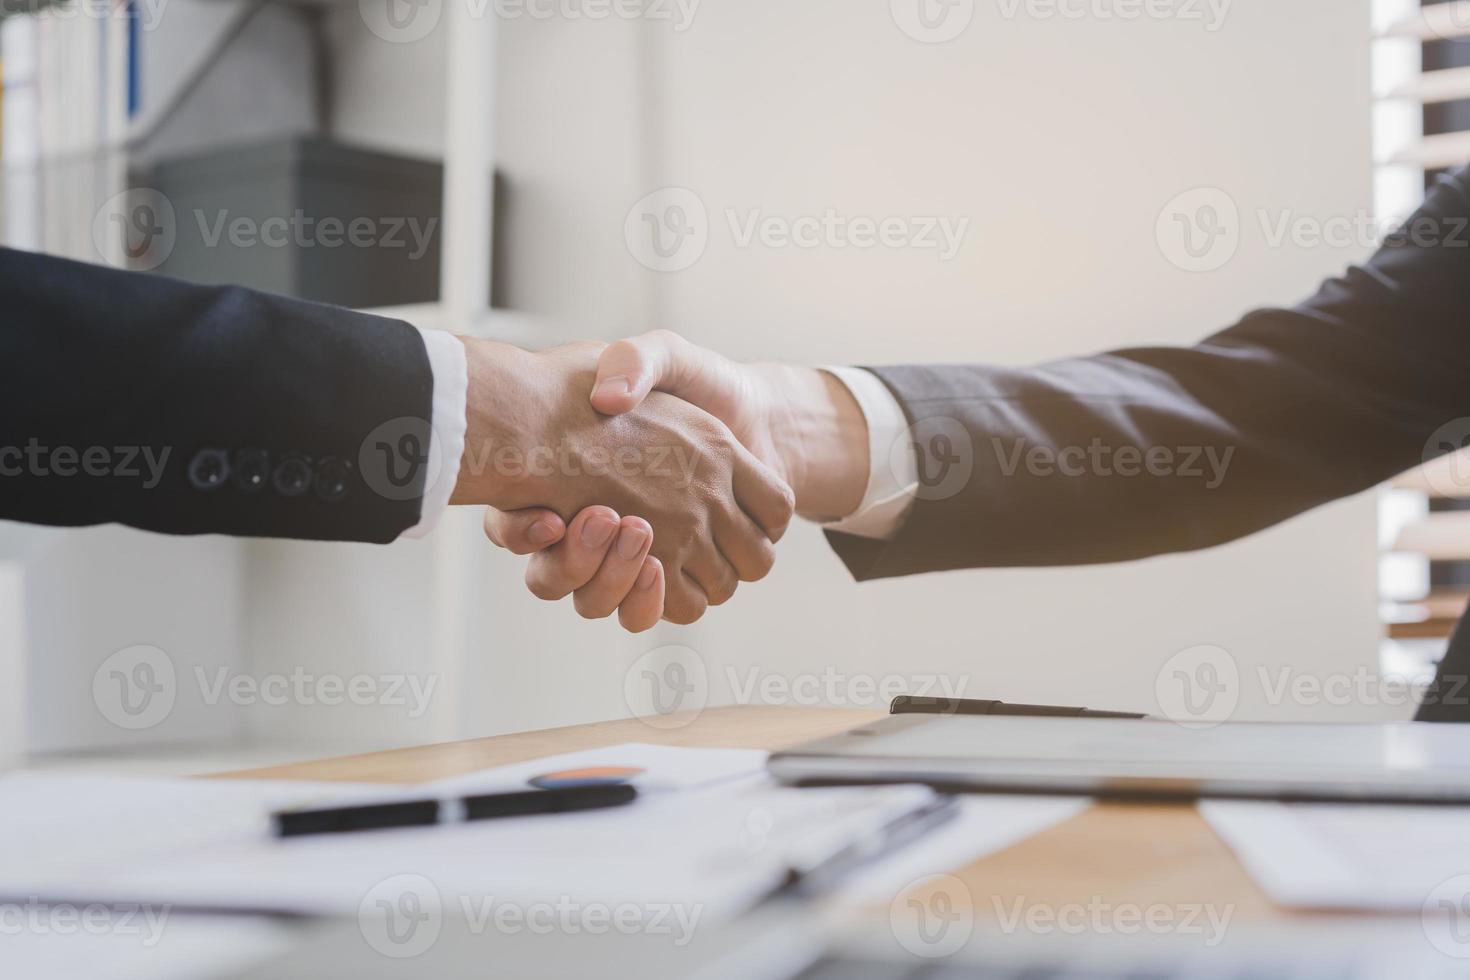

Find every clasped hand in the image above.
[452,337,797,630]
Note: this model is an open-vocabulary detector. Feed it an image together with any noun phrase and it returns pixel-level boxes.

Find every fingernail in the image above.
[581,518,617,548]
[637,562,659,591]
[595,376,632,399]
[528,520,558,546]
[616,526,649,561]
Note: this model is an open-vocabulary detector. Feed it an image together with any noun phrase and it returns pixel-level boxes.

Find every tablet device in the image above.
[767,714,1470,803]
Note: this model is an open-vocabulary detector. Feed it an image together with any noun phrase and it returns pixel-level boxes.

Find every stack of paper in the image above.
[1202,801,1470,911]
[0,744,1088,924]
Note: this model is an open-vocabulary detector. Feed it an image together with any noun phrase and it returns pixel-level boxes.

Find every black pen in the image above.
[273,784,637,838]
[890,695,1148,719]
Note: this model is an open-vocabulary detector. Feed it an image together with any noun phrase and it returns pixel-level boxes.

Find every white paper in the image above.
[1,913,301,980]
[832,795,1091,904]
[0,744,1092,928]
[1201,800,1470,910]
[0,746,902,918]
[418,742,767,796]
[0,772,389,896]
[91,781,942,919]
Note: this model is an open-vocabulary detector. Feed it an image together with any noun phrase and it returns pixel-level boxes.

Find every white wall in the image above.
[243,0,1389,753]
[643,0,1384,722]
[9,525,245,755]
[0,559,26,767]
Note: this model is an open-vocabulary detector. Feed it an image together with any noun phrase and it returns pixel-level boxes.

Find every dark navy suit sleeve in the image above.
[827,167,1470,579]
[0,247,436,543]
[818,168,1470,721]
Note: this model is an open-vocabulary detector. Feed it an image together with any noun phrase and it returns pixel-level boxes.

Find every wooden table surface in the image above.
[225,705,1288,921]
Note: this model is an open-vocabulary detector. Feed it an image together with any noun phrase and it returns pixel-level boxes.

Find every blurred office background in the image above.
[1,0,1467,773]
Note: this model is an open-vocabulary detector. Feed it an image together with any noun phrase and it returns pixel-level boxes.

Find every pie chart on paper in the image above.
[527,766,646,790]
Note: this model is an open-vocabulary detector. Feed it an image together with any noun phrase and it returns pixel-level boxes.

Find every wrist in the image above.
[763,365,869,521]
[451,336,541,507]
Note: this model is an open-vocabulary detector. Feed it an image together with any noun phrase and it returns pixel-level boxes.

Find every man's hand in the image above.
[483,505,666,632]
[482,331,871,626]
[454,337,794,625]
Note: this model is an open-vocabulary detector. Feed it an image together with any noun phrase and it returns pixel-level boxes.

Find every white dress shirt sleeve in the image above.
[819,366,917,540]
[400,328,469,539]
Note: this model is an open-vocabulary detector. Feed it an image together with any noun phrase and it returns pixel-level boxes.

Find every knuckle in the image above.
[619,609,657,634]
[777,482,797,520]
[744,544,777,583]
[482,512,507,547]
[573,592,616,621]
[662,590,707,626]
[662,521,701,557]
[708,580,738,607]
[525,566,568,602]
[505,527,542,556]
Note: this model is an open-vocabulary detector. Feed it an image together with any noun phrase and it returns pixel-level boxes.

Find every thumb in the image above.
[591,330,740,421]
[591,332,669,416]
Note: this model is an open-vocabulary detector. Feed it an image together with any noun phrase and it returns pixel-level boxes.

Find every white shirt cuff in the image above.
[819,366,917,541]
[400,328,468,539]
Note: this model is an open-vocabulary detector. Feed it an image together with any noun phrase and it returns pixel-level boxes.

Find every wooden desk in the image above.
[226,705,1281,921]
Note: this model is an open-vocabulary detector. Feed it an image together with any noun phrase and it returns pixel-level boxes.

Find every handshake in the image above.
[448,331,870,632]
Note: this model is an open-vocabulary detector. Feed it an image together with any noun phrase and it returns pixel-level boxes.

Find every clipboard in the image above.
[767,697,1470,805]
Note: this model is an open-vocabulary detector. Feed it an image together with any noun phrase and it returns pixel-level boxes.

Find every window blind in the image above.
[1374,1,1470,677]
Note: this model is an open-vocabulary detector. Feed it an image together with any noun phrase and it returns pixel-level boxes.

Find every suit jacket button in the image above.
[272,453,313,497]
[187,449,230,491]
[233,450,270,493]
[314,457,352,503]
